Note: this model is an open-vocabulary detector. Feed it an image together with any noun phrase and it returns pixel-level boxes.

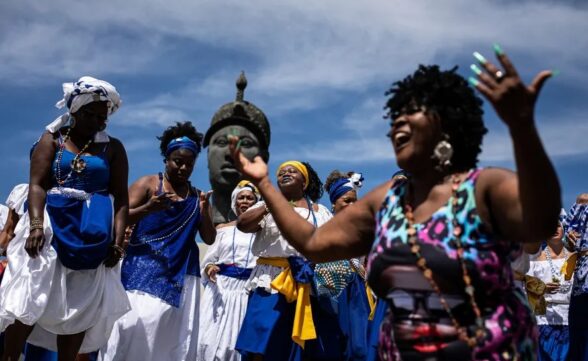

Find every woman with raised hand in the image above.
[0,77,130,361]
[99,121,215,361]
[230,45,561,360]
[235,161,332,361]
[198,180,260,361]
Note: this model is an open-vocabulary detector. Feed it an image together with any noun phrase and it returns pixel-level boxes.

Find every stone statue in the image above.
[203,72,271,225]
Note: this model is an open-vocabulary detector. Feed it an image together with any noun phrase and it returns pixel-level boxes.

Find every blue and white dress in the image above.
[99,173,202,361]
[198,225,256,361]
[0,138,131,353]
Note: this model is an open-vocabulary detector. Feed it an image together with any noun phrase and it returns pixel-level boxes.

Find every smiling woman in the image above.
[229,46,562,361]
[99,121,216,361]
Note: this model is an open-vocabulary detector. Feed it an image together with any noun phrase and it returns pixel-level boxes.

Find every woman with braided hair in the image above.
[230,46,561,360]
[235,160,332,361]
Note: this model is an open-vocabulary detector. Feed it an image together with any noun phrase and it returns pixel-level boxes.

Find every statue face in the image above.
[208,125,261,189]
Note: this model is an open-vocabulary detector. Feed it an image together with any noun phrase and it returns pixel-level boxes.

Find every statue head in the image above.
[204,72,271,224]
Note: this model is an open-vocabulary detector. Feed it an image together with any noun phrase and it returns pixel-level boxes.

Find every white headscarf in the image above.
[231,180,260,216]
[45,76,122,143]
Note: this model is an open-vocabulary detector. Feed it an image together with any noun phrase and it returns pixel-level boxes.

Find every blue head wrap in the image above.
[328,173,364,205]
[563,202,588,251]
[165,136,200,157]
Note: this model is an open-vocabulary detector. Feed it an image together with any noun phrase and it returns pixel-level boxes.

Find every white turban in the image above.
[45,76,122,143]
[231,180,261,216]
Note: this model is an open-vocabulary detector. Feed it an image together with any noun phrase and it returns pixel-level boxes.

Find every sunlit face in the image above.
[165,148,196,183]
[277,165,305,193]
[547,224,564,247]
[235,189,257,216]
[388,105,442,173]
[72,101,108,137]
[333,189,357,213]
[208,125,260,189]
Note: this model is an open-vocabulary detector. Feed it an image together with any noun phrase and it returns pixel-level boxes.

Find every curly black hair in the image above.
[302,161,323,203]
[384,65,488,172]
[158,121,204,158]
[324,170,355,193]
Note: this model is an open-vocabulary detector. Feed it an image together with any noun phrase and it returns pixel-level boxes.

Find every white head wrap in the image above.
[231,180,260,216]
[45,76,122,143]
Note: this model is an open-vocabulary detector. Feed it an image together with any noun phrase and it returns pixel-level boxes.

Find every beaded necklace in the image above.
[55,127,93,186]
[403,173,485,348]
[231,226,255,274]
[545,246,568,283]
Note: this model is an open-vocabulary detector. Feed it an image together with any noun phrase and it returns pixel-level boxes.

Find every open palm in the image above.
[229,135,268,183]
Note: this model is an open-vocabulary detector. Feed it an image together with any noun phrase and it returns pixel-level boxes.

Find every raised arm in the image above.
[229,141,389,262]
[472,46,561,242]
[104,138,129,266]
[26,132,57,258]
[127,176,172,225]
[236,203,267,233]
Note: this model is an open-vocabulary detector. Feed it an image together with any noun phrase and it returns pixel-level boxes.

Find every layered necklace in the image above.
[403,173,485,348]
[55,127,93,186]
[545,245,568,284]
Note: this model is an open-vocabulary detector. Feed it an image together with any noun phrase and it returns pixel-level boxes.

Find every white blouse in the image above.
[200,225,257,283]
[527,255,571,325]
[244,201,333,293]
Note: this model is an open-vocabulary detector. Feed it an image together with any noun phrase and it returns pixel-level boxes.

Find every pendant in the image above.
[71,158,87,173]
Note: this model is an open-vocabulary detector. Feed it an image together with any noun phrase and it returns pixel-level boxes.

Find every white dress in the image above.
[245,201,333,293]
[198,225,257,361]
[527,255,571,326]
[0,185,131,353]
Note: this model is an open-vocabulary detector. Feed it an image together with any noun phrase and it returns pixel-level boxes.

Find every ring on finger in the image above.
[495,70,504,82]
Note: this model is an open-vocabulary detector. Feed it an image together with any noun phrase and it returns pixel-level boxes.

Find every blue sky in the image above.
[1,0,587,215]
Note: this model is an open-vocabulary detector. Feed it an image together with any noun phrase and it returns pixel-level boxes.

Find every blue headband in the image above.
[328,173,364,204]
[166,136,200,157]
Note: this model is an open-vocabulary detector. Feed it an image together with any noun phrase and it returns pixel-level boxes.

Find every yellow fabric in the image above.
[276,161,309,190]
[365,283,377,321]
[561,252,584,281]
[515,271,547,315]
[236,180,259,193]
[257,257,316,348]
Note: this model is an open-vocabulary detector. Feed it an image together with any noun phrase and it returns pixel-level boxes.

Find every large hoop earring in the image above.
[431,134,453,172]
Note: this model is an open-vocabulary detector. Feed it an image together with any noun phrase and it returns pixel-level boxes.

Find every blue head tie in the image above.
[328,172,364,205]
[166,136,200,157]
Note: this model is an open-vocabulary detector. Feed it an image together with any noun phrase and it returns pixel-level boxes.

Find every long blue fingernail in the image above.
[470,64,483,76]
[493,43,504,56]
[468,77,480,87]
[473,52,487,64]
[235,139,242,150]
[551,69,560,77]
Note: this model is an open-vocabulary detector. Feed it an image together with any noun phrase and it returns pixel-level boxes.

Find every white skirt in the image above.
[198,274,250,361]
[0,211,131,353]
[99,275,200,361]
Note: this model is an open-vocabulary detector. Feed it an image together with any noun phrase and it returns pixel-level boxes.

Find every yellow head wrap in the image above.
[277,161,309,190]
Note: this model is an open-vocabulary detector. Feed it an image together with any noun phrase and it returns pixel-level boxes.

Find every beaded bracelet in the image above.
[29,217,44,231]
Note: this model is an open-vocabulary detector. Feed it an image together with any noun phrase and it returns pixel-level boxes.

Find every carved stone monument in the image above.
[203,72,271,225]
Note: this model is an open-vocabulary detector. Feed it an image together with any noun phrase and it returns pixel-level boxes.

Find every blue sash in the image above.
[218,264,252,280]
[122,194,201,307]
[47,192,113,270]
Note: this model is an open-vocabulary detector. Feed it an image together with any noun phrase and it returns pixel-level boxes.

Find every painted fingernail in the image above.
[470,64,483,76]
[493,43,504,56]
[235,139,242,150]
[473,52,487,64]
[551,69,560,77]
[468,77,480,87]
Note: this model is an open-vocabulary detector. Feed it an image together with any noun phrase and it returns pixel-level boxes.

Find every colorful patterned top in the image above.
[367,169,536,360]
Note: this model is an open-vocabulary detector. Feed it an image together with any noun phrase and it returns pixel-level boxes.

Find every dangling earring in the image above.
[431,134,453,172]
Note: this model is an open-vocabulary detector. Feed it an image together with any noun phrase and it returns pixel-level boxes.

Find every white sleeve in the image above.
[200,230,225,284]
[6,184,29,216]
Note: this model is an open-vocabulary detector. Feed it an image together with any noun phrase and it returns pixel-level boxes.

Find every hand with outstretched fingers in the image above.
[469,44,556,129]
[228,135,269,185]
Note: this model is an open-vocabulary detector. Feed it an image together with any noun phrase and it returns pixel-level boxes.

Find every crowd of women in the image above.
[0,45,583,361]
